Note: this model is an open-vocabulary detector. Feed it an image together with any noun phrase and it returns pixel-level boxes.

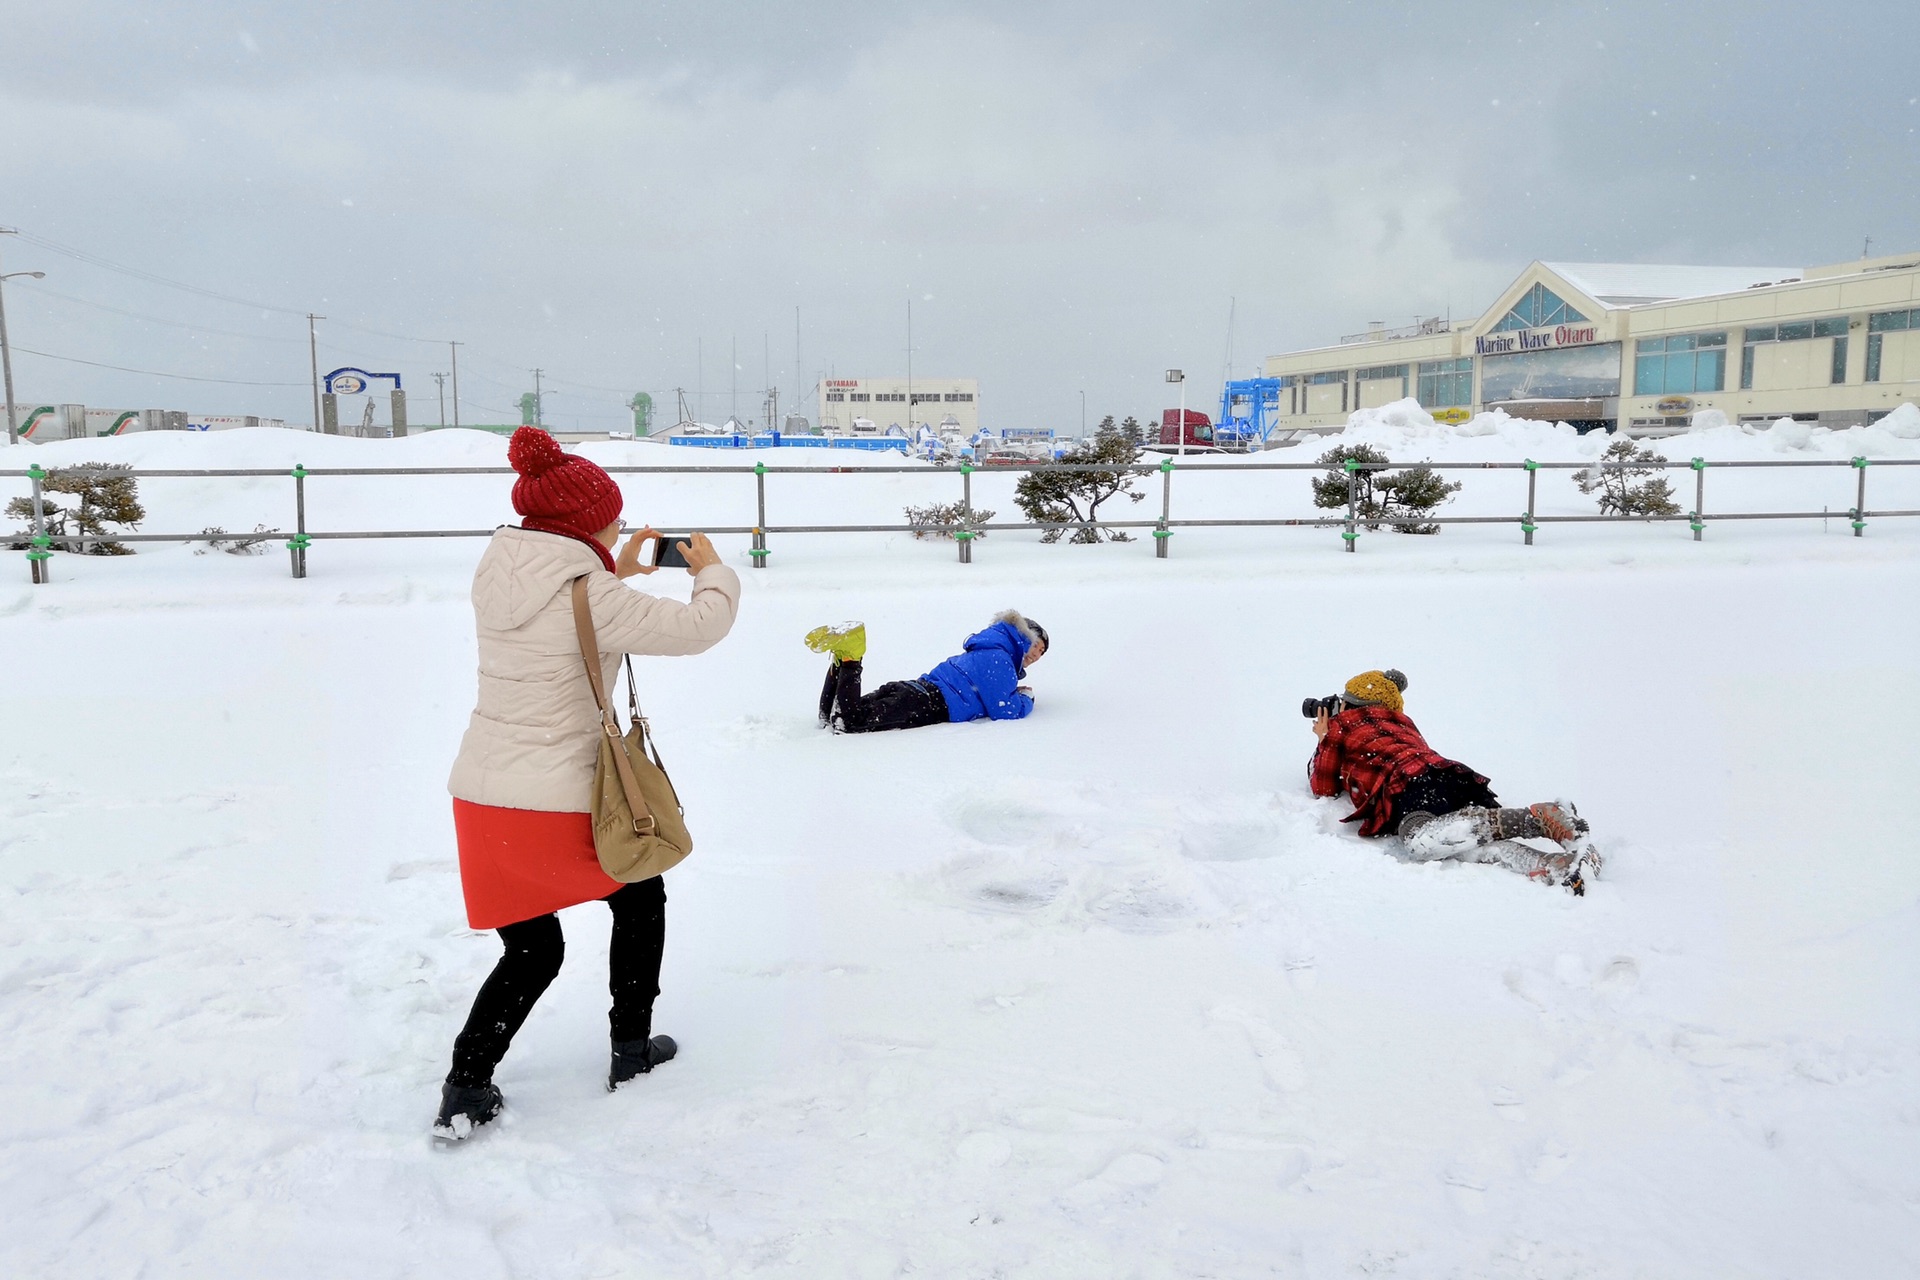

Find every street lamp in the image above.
[1165,368,1185,457]
[1,268,48,447]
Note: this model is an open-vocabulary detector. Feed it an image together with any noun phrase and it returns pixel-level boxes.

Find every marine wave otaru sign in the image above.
[1473,323,1600,356]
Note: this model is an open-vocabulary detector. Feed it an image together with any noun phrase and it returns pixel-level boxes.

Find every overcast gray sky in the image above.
[3,0,1917,431]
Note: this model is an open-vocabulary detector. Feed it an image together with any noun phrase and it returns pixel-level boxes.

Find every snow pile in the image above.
[1,431,1918,1276]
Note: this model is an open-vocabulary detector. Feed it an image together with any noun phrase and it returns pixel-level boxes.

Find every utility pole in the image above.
[0,228,44,447]
[795,306,802,428]
[532,368,544,428]
[906,296,913,436]
[1080,389,1086,437]
[432,372,448,428]
[307,313,325,434]
[449,341,462,428]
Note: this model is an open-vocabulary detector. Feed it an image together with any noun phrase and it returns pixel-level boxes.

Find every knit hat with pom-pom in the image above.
[508,427,624,558]
[1342,668,1408,713]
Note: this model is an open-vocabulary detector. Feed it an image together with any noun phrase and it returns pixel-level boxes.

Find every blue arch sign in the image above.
[324,366,403,394]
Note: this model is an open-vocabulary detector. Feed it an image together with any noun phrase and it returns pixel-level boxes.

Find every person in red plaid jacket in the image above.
[1309,669,1601,893]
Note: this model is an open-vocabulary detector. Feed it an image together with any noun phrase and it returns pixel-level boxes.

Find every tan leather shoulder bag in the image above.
[570,576,694,882]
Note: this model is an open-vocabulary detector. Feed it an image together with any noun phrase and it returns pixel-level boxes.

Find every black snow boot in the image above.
[608,1034,679,1091]
[432,1081,504,1141]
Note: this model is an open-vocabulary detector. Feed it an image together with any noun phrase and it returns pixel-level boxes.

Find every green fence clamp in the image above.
[285,533,312,551]
[1343,459,1362,473]
[1340,530,1359,543]
[1152,528,1173,539]
[1691,457,1707,471]
[291,464,308,480]
[1523,458,1537,472]
[27,463,46,482]
[754,461,766,476]
[952,530,975,542]
[1851,456,1870,469]
[1160,457,1174,473]
[25,532,51,563]
[747,548,770,559]
[959,461,973,476]
[1849,507,1866,534]
[1688,511,1705,535]
[1520,512,1536,536]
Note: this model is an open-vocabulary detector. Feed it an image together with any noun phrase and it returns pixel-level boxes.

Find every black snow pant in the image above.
[446,877,666,1088]
[817,659,950,733]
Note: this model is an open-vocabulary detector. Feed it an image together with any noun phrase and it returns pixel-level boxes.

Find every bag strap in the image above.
[571,576,657,836]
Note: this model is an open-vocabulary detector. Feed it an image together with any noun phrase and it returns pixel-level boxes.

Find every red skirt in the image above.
[453,799,623,930]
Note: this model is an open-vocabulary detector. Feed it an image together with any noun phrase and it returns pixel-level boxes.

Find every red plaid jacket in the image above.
[1309,705,1486,837]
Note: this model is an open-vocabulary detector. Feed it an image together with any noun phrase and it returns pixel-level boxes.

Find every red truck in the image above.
[1154,408,1216,451]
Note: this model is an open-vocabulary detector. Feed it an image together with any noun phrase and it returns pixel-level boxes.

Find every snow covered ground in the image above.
[3,410,1918,1278]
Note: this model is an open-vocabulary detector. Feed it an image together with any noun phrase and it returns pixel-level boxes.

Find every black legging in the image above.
[446,877,666,1088]
[818,660,950,733]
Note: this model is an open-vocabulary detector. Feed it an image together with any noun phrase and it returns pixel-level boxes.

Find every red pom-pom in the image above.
[508,426,565,478]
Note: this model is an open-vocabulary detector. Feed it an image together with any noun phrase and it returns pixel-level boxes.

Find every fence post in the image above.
[1342,459,1360,552]
[1154,457,1173,559]
[287,464,310,578]
[1521,459,1538,546]
[749,461,769,568]
[1689,458,1707,541]
[1851,456,1869,536]
[958,461,974,563]
[26,463,50,584]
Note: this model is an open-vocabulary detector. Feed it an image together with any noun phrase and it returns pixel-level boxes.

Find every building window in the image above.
[1633,332,1726,395]
[911,392,940,403]
[825,392,845,402]
[1866,308,1920,383]
[850,393,870,402]
[1416,357,1473,408]
[1480,344,1622,402]
[1831,336,1849,384]
[1741,316,1848,389]
[1491,283,1589,332]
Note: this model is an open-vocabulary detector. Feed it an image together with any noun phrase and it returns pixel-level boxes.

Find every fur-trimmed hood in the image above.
[993,609,1048,655]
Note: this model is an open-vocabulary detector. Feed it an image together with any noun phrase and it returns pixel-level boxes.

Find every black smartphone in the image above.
[651,533,691,569]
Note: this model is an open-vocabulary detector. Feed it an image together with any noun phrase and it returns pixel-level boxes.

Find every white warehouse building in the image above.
[818,377,979,436]
[1261,250,1920,435]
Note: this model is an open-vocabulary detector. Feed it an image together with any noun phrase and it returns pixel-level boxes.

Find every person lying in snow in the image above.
[805,611,1048,733]
[1308,669,1602,894]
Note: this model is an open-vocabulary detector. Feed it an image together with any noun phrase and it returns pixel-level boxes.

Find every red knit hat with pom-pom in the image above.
[508,427,624,550]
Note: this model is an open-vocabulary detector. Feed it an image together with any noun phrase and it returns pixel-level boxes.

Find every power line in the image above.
[9,345,309,387]
[12,230,309,316]
[14,282,309,344]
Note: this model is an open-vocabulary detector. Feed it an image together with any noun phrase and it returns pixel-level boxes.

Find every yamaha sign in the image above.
[1474,323,1601,356]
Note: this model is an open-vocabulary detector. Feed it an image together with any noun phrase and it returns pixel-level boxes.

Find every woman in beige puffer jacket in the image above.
[435,427,739,1141]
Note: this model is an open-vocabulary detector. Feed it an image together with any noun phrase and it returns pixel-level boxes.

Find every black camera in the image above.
[1301,695,1344,720]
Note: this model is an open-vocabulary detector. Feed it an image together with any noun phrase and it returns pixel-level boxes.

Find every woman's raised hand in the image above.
[679,531,722,574]
[615,527,661,579]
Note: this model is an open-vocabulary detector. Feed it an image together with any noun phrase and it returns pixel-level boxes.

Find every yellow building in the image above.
[1262,251,1920,435]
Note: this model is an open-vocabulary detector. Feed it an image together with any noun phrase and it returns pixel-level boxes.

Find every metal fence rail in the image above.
[4,454,1917,584]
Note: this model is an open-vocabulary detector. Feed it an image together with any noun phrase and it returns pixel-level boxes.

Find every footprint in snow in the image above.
[956,1133,1012,1168]
[1209,1005,1307,1093]
[947,796,1060,847]
[1178,819,1281,862]
[1060,1152,1165,1209]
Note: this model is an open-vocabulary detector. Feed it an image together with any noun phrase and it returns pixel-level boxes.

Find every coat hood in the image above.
[963,619,1032,668]
[471,526,606,631]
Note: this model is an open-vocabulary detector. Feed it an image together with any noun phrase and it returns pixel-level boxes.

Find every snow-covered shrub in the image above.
[1309,444,1461,534]
[4,463,146,555]
[1574,439,1681,517]
[903,501,995,541]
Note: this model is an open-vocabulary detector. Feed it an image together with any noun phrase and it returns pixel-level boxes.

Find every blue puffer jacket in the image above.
[922,620,1035,723]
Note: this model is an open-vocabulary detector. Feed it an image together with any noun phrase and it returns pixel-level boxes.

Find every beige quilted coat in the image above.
[447,526,741,812]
